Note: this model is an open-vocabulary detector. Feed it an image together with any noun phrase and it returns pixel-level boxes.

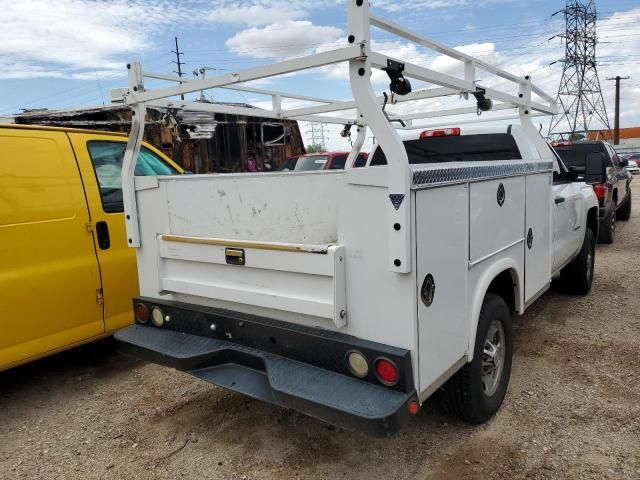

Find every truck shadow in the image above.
[0,338,141,396]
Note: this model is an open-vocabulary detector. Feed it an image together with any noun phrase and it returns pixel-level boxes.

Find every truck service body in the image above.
[113,1,604,436]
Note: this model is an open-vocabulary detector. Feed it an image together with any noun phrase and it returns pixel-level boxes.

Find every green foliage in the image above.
[305,144,325,153]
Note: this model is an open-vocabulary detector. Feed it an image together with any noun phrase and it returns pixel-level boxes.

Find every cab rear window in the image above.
[87,141,178,213]
[555,144,611,169]
[370,133,521,165]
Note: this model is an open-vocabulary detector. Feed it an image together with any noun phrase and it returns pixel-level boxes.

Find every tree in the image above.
[305,144,325,153]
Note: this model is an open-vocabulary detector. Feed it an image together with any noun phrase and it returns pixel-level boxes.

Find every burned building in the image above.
[14,104,306,173]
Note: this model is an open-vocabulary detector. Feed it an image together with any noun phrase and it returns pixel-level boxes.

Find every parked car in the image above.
[553,141,632,244]
[277,151,368,171]
[0,124,182,371]
[620,154,640,174]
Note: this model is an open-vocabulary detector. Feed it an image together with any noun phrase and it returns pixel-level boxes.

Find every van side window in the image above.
[87,141,178,213]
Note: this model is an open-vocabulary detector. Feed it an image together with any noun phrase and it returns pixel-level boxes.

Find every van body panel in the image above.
[0,125,182,370]
[0,129,104,368]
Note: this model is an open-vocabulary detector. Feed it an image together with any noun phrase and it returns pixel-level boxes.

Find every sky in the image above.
[1,0,639,151]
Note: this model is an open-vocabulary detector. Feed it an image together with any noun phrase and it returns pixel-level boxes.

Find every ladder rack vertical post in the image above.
[122,62,146,247]
[347,0,412,274]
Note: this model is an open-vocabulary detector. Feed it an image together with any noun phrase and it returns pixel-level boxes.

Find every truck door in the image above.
[0,129,103,368]
[69,134,179,333]
[552,176,582,273]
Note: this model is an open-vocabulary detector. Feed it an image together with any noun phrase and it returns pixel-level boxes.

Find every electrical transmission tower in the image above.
[307,123,328,151]
[547,0,610,141]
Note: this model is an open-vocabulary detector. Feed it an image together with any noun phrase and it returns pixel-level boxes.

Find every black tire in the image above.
[439,293,513,424]
[557,227,595,295]
[598,207,615,244]
[618,191,632,221]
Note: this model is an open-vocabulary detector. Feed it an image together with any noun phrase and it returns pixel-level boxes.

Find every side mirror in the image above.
[619,158,629,168]
[584,152,607,185]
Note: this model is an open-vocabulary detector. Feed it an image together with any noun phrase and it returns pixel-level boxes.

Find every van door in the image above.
[0,129,103,368]
[68,134,179,332]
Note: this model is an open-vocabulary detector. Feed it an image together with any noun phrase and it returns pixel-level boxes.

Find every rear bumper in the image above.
[115,299,418,437]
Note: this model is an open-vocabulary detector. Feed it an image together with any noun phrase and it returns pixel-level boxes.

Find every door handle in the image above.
[95,221,110,250]
[554,197,565,204]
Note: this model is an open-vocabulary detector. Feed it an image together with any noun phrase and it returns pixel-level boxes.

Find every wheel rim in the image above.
[482,320,506,397]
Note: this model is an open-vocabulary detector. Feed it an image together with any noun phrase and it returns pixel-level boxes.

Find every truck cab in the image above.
[553,140,633,244]
[367,127,600,280]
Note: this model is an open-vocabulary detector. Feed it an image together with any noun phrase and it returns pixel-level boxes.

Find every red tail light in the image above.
[593,183,607,200]
[374,358,399,386]
[408,399,420,416]
[420,128,460,138]
[135,303,149,323]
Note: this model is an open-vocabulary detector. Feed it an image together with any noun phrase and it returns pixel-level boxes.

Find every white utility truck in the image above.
[113,1,605,436]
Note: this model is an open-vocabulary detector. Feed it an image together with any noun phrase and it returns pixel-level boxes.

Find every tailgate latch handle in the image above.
[225,248,245,266]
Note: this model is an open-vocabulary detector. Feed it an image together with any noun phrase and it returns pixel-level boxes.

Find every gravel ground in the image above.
[1,182,639,480]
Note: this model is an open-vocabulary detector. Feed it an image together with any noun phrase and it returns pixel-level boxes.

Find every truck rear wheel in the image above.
[617,191,632,221]
[439,293,513,424]
[557,227,595,295]
[598,208,615,244]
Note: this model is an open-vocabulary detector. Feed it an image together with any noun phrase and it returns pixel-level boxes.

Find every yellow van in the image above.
[0,125,183,371]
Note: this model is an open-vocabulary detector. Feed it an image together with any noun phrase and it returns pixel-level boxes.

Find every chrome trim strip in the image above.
[412,161,554,189]
[160,234,330,254]
[468,238,525,269]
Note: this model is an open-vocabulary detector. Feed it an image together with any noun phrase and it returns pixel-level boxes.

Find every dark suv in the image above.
[554,141,632,244]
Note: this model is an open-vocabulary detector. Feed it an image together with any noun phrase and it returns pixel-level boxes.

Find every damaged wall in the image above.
[14,105,306,173]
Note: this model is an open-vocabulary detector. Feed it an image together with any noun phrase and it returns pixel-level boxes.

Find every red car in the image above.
[277,151,368,171]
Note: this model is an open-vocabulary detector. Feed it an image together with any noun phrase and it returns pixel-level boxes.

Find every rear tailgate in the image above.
[137,170,347,328]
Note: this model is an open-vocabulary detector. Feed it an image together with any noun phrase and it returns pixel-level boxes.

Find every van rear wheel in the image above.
[439,293,513,423]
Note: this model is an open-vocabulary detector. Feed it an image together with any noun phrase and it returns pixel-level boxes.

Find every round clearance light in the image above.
[408,399,420,416]
[135,303,149,324]
[346,351,369,378]
[374,358,399,386]
[151,307,165,327]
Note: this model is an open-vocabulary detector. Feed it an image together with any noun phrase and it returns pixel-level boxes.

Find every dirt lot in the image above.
[2,183,639,480]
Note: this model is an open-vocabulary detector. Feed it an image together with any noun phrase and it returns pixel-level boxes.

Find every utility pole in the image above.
[606,76,630,145]
[172,36,185,100]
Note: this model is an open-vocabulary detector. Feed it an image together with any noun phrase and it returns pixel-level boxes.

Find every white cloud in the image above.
[371,0,514,13]
[226,21,343,58]
[0,0,189,80]
[208,3,308,26]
